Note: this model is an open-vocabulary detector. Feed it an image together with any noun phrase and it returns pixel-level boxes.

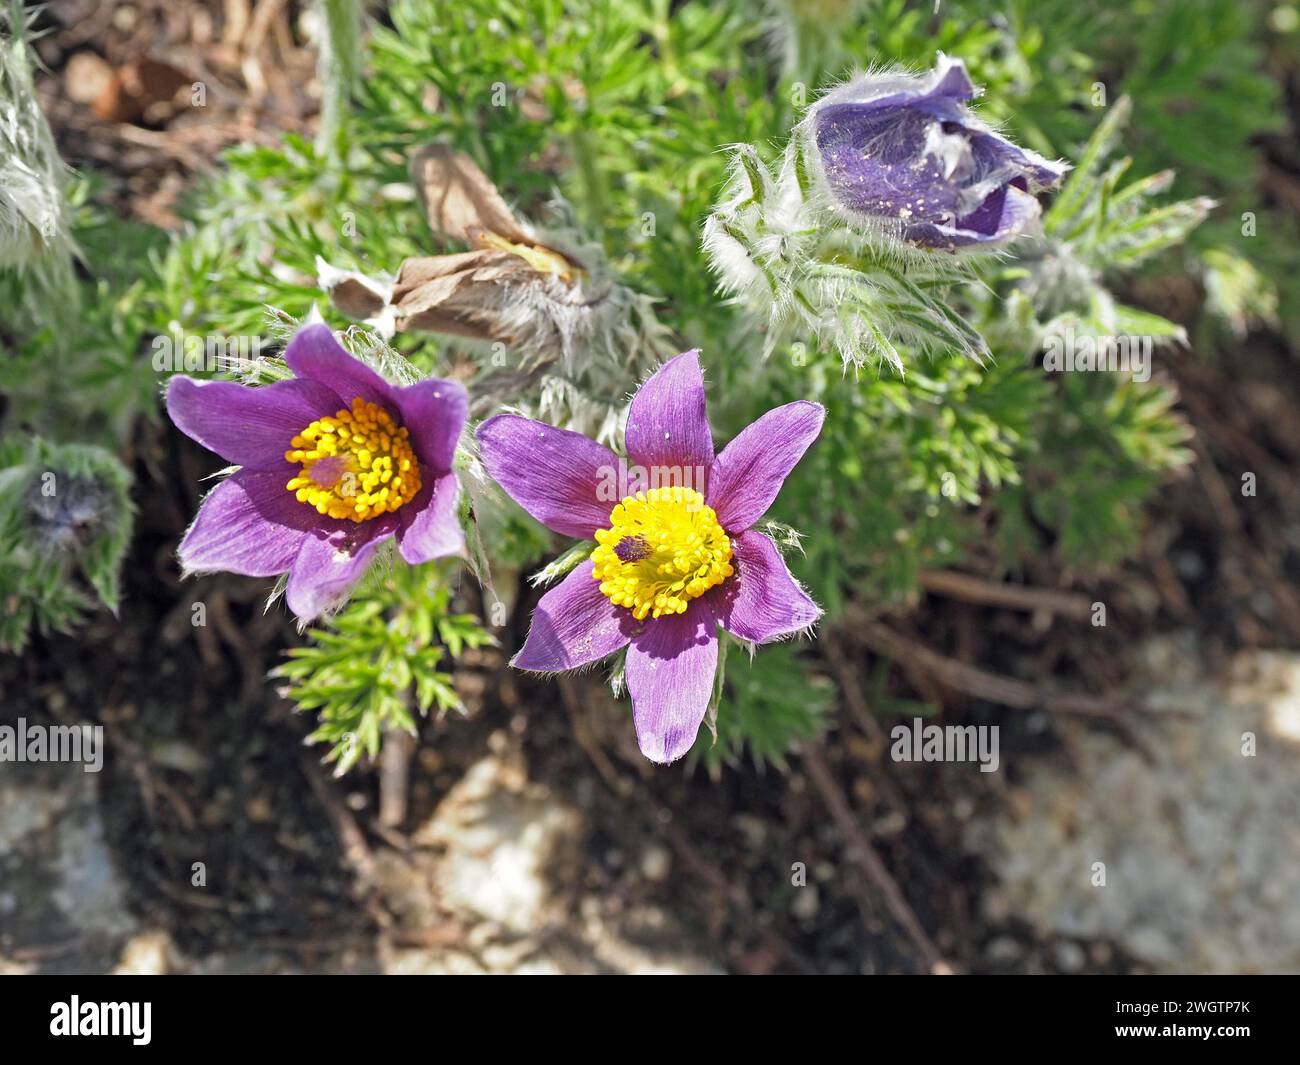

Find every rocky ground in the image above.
[5,632,1300,974]
[974,637,1300,974]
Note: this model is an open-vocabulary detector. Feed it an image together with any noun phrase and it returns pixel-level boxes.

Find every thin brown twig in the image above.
[245,0,290,54]
[556,675,632,796]
[854,616,1192,722]
[1190,436,1245,537]
[378,727,414,829]
[658,819,818,975]
[299,752,400,939]
[820,633,912,817]
[918,569,1094,619]
[93,716,197,830]
[151,877,250,913]
[298,749,377,885]
[821,632,885,743]
[801,744,952,975]
[8,938,89,963]
[851,616,1183,761]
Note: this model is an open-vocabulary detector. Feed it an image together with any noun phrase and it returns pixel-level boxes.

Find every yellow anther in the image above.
[591,487,733,621]
[283,396,421,523]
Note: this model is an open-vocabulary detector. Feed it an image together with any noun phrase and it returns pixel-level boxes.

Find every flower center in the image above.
[591,487,733,621]
[284,396,421,523]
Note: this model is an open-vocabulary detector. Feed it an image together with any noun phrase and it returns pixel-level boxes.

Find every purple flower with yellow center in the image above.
[165,324,468,621]
[476,351,824,764]
[805,55,1067,250]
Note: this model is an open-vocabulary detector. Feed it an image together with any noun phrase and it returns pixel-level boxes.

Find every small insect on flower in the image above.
[476,351,825,764]
[166,324,468,621]
[800,54,1068,251]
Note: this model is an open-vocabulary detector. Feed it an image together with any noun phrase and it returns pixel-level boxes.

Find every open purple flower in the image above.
[805,55,1067,250]
[477,351,824,764]
[166,323,468,621]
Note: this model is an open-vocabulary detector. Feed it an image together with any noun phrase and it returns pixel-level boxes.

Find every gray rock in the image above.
[0,763,136,972]
[971,636,1300,974]
[393,754,721,974]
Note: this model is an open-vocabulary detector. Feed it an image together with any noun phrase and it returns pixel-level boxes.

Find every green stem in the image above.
[316,0,364,166]
[568,121,608,234]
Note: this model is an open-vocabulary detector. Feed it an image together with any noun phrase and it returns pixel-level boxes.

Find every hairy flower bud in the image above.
[1,3,77,298]
[24,472,116,555]
[801,56,1067,251]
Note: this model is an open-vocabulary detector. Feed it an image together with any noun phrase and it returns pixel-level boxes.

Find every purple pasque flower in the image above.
[804,55,1067,250]
[476,350,824,764]
[166,323,467,621]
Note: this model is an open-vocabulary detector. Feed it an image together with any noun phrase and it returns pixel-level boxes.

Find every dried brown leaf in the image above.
[410,144,532,247]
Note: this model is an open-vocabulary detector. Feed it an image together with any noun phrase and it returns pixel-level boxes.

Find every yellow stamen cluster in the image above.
[284,397,421,523]
[591,487,733,621]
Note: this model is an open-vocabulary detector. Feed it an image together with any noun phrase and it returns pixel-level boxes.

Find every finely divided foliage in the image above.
[4,0,1273,768]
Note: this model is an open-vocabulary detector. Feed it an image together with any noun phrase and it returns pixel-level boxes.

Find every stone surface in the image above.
[0,762,137,973]
[414,754,581,933]
[386,752,720,973]
[971,636,1300,974]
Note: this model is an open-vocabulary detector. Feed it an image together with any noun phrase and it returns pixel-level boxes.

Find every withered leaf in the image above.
[391,252,534,340]
[410,144,533,247]
[327,275,389,320]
